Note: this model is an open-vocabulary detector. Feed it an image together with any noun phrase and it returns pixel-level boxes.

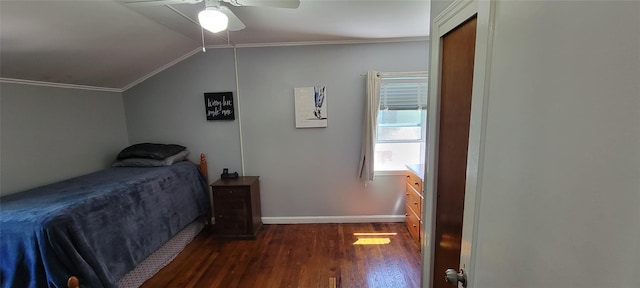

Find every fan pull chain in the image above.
[201,26,206,52]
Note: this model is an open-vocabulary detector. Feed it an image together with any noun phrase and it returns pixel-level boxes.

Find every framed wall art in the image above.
[294,86,327,128]
[204,92,234,121]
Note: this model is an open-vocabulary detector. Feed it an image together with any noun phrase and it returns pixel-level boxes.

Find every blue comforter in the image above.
[0,162,209,288]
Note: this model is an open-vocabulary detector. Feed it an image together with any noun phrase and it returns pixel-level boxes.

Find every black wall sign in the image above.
[204,92,234,121]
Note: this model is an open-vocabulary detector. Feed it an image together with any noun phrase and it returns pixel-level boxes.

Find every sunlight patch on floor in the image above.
[352,232,397,245]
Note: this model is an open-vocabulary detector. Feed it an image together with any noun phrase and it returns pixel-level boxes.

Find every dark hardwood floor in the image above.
[141,223,421,288]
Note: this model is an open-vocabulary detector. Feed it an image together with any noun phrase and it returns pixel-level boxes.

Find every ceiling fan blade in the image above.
[223,0,300,9]
[218,6,246,31]
[122,0,203,7]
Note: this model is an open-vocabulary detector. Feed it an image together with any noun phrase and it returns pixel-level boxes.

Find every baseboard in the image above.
[261,215,405,224]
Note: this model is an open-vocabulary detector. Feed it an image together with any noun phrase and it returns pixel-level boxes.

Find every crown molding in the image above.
[121,47,203,92]
[199,37,429,50]
[0,78,123,93]
[222,36,430,48]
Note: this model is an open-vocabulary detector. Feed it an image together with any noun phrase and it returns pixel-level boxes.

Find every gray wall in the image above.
[0,83,129,195]
[124,41,429,219]
[123,49,242,180]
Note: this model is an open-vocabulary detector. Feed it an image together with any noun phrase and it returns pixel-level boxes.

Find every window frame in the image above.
[373,74,428,173]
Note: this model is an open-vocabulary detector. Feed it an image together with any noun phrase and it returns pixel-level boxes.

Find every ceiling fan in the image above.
[122,0,300,33]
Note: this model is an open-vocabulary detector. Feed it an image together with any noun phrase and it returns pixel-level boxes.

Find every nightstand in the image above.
[210,176,262,239]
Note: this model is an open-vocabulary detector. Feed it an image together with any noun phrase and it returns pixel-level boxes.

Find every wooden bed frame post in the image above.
[199,153,208,184]
[198,153,213,227]
[67,276,79,288]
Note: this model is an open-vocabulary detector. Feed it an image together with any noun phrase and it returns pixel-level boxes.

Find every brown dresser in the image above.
[210,176,262,239]
[405,165,424,248]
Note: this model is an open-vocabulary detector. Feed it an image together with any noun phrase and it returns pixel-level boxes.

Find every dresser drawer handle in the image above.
[414,182,419,186]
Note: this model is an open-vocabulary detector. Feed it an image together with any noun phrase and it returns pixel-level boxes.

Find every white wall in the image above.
[0,83,129,195]
[123,41,429,220]
[436,1,640,287]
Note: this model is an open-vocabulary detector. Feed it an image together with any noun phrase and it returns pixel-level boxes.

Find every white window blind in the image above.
[379,77,428,110]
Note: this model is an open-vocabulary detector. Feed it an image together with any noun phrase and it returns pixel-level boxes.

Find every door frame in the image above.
[421,0,495,287]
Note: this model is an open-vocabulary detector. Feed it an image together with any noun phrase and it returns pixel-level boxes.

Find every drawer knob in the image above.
[414,182,419,186]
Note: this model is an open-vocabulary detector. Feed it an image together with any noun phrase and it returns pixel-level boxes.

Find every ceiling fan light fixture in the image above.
[198,7,228,33]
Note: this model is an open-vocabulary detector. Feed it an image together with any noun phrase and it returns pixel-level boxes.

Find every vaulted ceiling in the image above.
[0,0,430,90]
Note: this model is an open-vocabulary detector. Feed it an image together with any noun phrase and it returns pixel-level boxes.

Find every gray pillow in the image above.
[112,150,189,167]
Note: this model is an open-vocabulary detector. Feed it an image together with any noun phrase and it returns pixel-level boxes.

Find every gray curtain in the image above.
[358,70,380,181]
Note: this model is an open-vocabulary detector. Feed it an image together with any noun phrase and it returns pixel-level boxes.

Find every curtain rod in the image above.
[359,71,428,77]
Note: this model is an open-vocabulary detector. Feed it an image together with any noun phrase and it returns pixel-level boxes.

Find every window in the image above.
[374,76,428,172]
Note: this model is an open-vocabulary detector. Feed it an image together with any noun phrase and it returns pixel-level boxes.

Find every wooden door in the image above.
[433,16,477,288]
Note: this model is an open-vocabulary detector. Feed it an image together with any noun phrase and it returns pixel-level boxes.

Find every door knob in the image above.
[445,268,467,287]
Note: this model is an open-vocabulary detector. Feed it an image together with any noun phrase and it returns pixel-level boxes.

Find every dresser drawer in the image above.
[405,170,423,195]
[405,183,423,219]
[405,207,420,245]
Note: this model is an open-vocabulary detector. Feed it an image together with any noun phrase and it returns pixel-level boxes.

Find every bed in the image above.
[0,144,210,288]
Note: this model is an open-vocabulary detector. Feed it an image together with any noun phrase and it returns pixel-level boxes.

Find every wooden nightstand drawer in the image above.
[216,218,248,235]
[213,186,249,198]
[216,197,247,217]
